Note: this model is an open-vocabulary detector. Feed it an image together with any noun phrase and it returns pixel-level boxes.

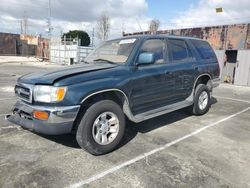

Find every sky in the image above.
[0,0,250,41]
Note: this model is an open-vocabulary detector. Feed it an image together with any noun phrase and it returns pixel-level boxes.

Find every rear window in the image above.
[168,39,192,62]
[191,40,215,60]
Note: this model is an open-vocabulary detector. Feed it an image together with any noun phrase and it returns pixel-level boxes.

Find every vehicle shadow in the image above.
[39,97,218,150]
[41,133,81,149]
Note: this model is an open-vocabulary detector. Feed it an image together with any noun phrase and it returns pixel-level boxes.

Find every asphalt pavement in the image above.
[0,61,250,188]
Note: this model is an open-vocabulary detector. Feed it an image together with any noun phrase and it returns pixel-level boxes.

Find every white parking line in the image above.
[0,114,21,132]
[0,86,14,93]
[0,113,8,117]
[0,115,20,132]
[68,106,250,188]
[0,125,19,131]
[0,97,15,101]
[213,95,250,104]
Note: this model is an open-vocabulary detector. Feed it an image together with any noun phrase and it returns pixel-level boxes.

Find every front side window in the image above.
[85,38,137,64]
[139,39,165,64]
[169,39,191,62]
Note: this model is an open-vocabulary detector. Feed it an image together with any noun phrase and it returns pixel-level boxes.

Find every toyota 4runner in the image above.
[7,35,220,155]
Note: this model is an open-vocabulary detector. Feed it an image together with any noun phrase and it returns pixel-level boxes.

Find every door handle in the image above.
[192,64,198,70]
[165,71,173,75]
[193,66,198,70]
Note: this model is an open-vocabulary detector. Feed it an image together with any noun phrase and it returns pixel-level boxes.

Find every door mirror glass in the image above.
[137,52,154,65]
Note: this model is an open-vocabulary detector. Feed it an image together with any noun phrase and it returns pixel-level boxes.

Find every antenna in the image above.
[91,27,95,47]
[136,18,144,34]
[122,21,125,36]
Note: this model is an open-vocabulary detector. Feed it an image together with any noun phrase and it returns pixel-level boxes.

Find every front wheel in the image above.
[191,84,211,115]
[76,100,125,155]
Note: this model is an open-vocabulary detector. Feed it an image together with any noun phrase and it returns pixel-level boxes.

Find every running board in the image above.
[123,100,193,123]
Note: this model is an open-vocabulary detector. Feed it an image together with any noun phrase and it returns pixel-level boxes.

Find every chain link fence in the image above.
[50,37,94,65]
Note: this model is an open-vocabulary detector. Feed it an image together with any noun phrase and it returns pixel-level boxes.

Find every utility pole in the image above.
[47,0,52,37]
[47,0,52,62]
[24,18,27,34]
[20,20,23,34]
[22,11,28,35]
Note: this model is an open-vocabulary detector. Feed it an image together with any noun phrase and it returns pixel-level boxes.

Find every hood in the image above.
[18,63,117,85]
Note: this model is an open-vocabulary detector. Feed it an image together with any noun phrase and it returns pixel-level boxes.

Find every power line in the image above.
[161,16,250,25]
[6,2,47,8]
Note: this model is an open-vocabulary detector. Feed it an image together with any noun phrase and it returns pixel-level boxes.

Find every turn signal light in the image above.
[33,111,49,121]
[56,87,66,101]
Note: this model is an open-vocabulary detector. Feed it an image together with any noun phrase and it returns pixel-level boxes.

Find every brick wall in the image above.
[123,23,250,50]
[0,33,19,55]
[0,32,49,58]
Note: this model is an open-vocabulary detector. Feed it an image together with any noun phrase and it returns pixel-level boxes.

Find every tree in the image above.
[96,13,110,41]
[149,19,160,35]
[62,30,90,46]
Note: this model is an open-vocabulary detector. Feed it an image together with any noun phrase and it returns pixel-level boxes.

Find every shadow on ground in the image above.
[40,97,218,150]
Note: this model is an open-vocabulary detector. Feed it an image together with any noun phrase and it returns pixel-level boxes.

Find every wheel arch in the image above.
[194,73,212,91]
[72,89,129,131]
[80,89,129,104]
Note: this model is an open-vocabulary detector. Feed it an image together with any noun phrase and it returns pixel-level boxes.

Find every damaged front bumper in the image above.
[6,100,80,135]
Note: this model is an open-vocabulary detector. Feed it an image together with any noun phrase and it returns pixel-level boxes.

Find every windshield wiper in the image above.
[81,60,90,64]
[93,59,116,64]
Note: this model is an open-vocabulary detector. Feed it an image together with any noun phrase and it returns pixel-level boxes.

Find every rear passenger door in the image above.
[167,38,196,101]
[190,39,219,79]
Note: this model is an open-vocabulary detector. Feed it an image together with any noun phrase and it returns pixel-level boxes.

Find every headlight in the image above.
[34,85,67,103]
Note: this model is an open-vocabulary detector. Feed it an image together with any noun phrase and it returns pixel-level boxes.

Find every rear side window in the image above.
[168,39,192,62]
[191,40,215,60]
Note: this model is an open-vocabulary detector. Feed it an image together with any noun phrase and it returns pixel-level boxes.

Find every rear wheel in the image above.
[76,100,125,155]
[192,84,211,115]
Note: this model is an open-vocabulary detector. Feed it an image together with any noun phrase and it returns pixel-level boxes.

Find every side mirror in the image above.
[137,52,154,65]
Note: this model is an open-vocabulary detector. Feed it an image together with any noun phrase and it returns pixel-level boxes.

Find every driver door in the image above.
[129,38,175,115]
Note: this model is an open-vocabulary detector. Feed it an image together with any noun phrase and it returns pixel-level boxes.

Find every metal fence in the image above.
[214,49,250,86]
[50,37,94,65]
[214,50,225,78]
[234,50,250,86]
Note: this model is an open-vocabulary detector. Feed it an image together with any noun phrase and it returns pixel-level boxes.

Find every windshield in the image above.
[85,38,137,64]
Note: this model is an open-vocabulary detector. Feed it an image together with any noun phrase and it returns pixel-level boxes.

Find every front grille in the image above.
[15,84,32,103]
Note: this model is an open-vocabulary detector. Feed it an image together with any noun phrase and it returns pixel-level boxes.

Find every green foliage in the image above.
[62,30,90,46]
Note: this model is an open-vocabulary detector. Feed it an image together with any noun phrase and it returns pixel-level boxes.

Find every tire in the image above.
[192,84,211,116]
[76,100,125,155]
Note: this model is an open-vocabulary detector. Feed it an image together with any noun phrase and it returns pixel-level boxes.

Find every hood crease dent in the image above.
[18,64,117,85]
